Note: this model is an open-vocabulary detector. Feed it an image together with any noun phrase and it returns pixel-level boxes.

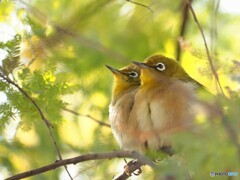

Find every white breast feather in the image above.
[109,88,142,151]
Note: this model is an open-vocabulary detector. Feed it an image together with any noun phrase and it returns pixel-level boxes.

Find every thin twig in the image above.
[0,73,73,180]
[210,0,220,91]
[186,0,240,163]
[5,150,155,180]
[176,0,192,61]
[126,0,153,13]
[0,74,53,128]
[62,107,111,128]
[210,0,220,55]
[185,0,225,95]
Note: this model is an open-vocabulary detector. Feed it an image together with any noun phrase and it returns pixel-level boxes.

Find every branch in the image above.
[0,73,73,180]
[0,74,53,128]
[185,0,240,163]
[176,0,192,61]
[185,0,225,95]
[126,0,153,13]
[5,150,155,180]
[62,107,111,128]
[210,0,220,55]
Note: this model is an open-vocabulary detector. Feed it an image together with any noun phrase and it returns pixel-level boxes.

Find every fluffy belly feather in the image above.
[109,90,144,152]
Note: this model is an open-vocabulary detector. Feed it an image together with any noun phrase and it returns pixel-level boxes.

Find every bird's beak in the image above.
[132,61,150,69]
[105,65,122,75]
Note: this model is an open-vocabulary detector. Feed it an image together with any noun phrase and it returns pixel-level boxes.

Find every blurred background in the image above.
[0,0,239,179]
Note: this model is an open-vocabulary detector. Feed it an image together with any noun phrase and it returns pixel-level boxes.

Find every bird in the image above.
[106,64,142,151]
[129,54,208,154]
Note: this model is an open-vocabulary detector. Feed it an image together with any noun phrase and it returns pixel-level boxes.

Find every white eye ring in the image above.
[129,71,139,78]
[156,63,165,71]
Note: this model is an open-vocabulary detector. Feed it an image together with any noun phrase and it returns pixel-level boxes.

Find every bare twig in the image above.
[0,73,73,180]
[176,0,192,61]
[185,0,225,95]
[5,150,155,180]
[210,0,220,91]
[126,0,153,13]
[62,107,111,128]
[185,0,240,163]
[210,0,220,55]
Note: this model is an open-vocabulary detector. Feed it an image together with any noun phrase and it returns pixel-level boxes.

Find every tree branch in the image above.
[126,0,153,13]
[185,0,225,95]
[210,0,220,56]
[0,74,53,128]
[0,73,73,180]
[185,0,240,163]
[5,150,155,180]
[62,107,111,128]
[176,0,192,61]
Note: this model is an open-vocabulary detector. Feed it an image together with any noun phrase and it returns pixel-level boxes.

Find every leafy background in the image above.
[0,0,239,179]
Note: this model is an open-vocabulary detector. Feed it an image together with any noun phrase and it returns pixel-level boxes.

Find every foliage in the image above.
[0,0,239,179]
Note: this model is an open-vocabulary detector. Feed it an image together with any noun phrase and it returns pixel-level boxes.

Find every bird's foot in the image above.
[124,159,142,176]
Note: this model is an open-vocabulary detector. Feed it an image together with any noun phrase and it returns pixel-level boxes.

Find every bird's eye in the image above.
[129,71,139,78]
[155,63,165,71]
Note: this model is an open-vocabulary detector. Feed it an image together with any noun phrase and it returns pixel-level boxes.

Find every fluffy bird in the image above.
[106,64,142,151]
[130,54,205,153]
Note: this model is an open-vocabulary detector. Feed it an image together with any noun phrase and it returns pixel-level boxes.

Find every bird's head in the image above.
[106,64,140,98]
[133,55,192,85]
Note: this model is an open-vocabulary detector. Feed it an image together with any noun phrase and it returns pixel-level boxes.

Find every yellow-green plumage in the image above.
[129,55,208,153]
[107,64,142,151]
[107,54,218,154]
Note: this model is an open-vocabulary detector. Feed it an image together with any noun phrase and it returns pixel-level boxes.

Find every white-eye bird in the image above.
[106,64,142,151]
[129,54,208,153]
